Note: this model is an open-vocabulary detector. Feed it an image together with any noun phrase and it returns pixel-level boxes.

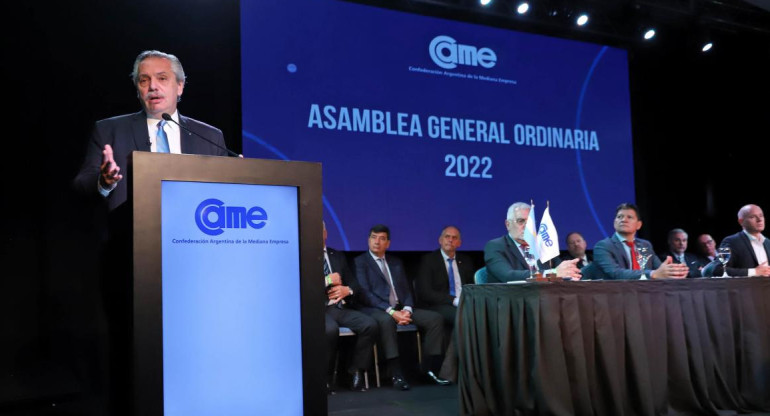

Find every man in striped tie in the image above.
[484,202,581,283]
[354,225,449,390]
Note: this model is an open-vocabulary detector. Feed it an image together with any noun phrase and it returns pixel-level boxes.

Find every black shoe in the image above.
[392,375,410,391]
[327,382,336,395]
[426,370,451,386]
[350,370,367,392]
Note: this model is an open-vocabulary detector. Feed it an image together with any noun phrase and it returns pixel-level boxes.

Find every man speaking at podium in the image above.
[74,49,228,210]
[73,50,228,415]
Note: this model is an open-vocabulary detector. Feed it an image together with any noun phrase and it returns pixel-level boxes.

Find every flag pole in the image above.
[547,200,550,269]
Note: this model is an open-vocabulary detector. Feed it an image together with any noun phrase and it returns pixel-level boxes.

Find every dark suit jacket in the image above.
[415,249,474,307]
[720,231,770,276]
[74,111,228,211]
[695,254,715,269]
[593,234,662,280]
[354,252,414,311]
[484,234,563,283]
[560,251,593,269]
[657,251,701,278]
[326,247,363,307]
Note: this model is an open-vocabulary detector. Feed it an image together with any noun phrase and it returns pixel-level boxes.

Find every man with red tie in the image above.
[484,202,581,283]
[593,203,688,280]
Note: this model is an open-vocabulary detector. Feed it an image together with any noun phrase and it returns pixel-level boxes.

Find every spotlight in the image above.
[701,42,713,52]
[576,14,589,26]
[480,0,492,6]
[517,2,529,14]
[643,29,656,40]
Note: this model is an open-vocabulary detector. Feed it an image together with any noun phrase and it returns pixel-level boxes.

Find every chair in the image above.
[700,259,722,277]
[334,327,372,389]
[579,262,598,280]
[474,266,488,284]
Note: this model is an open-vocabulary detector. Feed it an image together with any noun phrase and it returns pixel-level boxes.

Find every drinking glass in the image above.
[636,246,652,279]
[523,248,538,278]
[716,247,731,278]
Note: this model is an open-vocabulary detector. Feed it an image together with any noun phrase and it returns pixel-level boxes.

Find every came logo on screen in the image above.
[429,35,497,70]
[195,198,268,236]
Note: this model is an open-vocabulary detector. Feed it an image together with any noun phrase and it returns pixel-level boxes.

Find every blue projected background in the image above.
[241,0,634,250]
[161,181,302,416]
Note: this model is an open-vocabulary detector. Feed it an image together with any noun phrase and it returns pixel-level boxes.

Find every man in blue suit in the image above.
[593,203,689,280]
[354,225,448,390]
[74,50,229,211]
[72,50,229,415]
[717,204,770,277]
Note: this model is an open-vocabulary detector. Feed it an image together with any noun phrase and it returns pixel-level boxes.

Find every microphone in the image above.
[162,113,240,157]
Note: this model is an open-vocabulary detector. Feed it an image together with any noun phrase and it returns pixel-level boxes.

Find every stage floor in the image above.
[329,383,457,416]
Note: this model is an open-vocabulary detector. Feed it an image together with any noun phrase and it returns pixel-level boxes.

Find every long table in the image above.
[456,278,770,416]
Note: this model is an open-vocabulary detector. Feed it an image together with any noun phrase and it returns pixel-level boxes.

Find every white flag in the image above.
[537,205,560,263]
[522,204,540,260]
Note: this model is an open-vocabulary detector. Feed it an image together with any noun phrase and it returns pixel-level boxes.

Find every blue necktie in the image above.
[447,258,456,296]
[156,120,170,153]
[323,251,331,276]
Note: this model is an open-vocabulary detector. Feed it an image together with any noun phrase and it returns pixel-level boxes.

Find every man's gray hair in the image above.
[668,228,688,240]
[506,202,530,220]
[130,50,186,85]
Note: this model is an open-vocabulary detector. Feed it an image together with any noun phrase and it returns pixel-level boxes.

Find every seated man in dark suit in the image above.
[695,233,718,268]
[416,225,474,326]
[323,222,377,393]
[657,228,701,277]
[560,231,592,268]
[484,202,581,283]
[593,203,689,280]
[716,204,770,277]
[354,225,449,390]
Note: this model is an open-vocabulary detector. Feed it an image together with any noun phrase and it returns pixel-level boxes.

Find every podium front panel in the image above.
[130,152,324,416]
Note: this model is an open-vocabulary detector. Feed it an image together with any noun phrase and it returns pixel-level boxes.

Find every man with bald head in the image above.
[717,204,770,277]
[416,226,474,326]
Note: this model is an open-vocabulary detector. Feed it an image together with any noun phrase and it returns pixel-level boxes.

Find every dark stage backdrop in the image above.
[2,0,769,414]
